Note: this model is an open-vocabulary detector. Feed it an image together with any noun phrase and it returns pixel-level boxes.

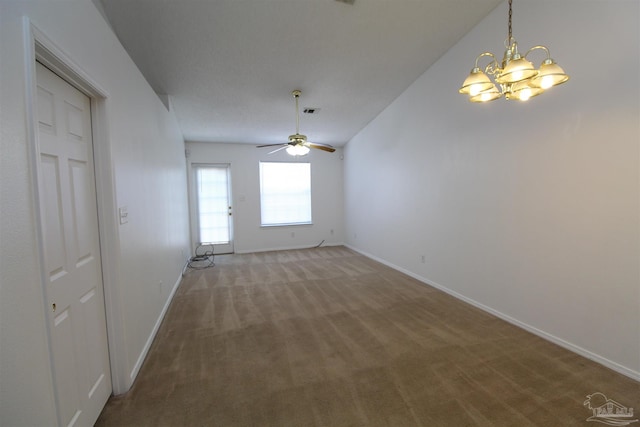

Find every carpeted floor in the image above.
[96,246,639,426]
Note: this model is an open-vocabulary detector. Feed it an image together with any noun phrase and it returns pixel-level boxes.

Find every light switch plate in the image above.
[119,207,128,224]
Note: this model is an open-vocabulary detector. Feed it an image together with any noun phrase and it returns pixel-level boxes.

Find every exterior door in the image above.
[36,62,111,426]
[192,164,234,254]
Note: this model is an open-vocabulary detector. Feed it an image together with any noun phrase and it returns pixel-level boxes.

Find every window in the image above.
[260,162,311,226]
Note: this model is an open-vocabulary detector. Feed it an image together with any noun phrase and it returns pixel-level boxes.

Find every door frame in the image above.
[188,163,235,254]
[23,19,128,410]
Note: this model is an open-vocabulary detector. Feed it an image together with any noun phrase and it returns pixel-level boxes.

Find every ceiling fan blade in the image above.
[268,145,290,154]
[306,142,336,153]
[257,143,287,148]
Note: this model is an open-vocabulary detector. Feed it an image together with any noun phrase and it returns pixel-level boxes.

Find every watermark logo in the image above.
[584,392,638,426]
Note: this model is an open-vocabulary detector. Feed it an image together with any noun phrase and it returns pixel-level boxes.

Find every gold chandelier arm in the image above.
[474,52,499,74]
[474,52,496,68]
[524,45,551,60]
[504,36,517,49]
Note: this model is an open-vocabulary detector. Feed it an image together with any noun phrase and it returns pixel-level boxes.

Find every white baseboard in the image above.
[234,241,345,254]
[344,244,640,383]
[128,272,182,381]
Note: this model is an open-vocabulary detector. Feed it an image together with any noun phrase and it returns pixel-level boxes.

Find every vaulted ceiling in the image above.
[99,0,502,146]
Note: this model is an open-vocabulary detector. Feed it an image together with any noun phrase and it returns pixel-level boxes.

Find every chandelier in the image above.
[459,0,569,103]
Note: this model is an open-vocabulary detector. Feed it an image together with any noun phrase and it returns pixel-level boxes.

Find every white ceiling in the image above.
[99,0,502,146]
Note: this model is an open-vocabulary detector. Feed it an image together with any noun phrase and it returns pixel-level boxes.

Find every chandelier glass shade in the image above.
[459,0,569,103]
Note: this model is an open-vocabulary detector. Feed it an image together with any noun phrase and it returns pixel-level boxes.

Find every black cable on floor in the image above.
[185,244,215,272]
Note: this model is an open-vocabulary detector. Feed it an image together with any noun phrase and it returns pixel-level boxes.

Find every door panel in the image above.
[52,308,81,426]
[36,62,111,427]
[40,154,68,279]
[69,158,94,261]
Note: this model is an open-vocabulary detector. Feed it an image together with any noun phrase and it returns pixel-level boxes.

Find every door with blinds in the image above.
[191,164,234,254]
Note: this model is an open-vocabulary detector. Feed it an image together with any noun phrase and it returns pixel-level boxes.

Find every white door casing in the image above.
[36,62,112,426]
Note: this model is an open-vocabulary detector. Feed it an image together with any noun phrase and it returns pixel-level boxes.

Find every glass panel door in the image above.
[192,164,233,254]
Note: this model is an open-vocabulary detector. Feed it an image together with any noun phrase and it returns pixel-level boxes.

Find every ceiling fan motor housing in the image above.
[289,134,307,145]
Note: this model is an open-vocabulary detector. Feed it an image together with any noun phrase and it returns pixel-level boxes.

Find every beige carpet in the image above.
[96,246,639,426]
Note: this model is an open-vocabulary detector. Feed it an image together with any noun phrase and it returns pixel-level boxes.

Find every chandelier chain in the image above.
[508,0,513,43]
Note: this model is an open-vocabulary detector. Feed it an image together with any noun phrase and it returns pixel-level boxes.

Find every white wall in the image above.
[344,0,640,379]
[0,1,190,424]
[186,142,344,253]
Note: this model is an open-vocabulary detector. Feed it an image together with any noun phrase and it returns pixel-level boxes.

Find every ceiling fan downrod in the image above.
[291,89,305,141]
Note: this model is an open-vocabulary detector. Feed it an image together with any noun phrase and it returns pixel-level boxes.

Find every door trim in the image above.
[23,19,128,406]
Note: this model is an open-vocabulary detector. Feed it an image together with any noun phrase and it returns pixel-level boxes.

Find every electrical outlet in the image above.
[330,229,334,235]
[421,255,426,264]
[291,231,295,238]
[158,280,163,294]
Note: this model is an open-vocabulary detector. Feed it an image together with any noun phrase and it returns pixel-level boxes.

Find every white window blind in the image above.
[195,165,230,244]
[260,162,311,226]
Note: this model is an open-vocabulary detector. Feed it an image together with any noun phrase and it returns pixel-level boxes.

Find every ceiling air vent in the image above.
[335,0,355,5]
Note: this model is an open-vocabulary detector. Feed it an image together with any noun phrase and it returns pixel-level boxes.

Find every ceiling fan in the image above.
[257,90,336,156]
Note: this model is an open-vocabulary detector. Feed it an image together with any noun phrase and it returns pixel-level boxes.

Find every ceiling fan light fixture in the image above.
[286,144,310,156]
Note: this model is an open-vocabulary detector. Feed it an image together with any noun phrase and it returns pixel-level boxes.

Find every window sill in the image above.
[260,222,313,228]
